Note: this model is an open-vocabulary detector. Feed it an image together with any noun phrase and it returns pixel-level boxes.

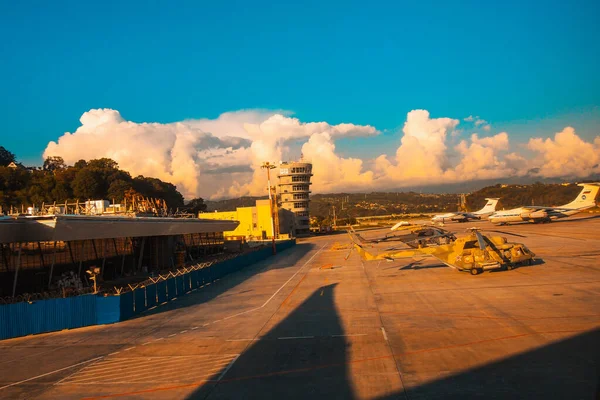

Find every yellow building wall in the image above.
[255,202,273,238]
[200,211,246,237]
[236,207,255,237]
[200,201,274,239]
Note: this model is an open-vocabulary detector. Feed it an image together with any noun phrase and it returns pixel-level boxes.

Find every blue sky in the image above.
[1,0,599,166]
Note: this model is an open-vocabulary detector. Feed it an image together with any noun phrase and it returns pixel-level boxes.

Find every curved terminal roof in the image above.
[0,215,239,243]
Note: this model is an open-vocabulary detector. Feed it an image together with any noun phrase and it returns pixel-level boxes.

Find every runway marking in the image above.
[378,310,600,321]
[379,280,600,294]
[168,334,177,337]
[108,352,120,356]
[80,354,397,398]
[277,336,314,340]
[58,355,239,386]
[79,324,593,400]
[60,357,235,381]
[226,338,258,342]
[191,327,199,330]
[180,330,188,334]
[62,359,232,383]
[154,337,164,341]
[381,327,388,341]
[142,342,151,346]
[123,347,135,351]
[210,243,327,324]
[217,354,239,381]
[331,333,368,337]
[0,356,103,391]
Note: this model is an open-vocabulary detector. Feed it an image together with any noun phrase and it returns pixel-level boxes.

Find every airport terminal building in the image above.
[0,214,238,299]
[203,159,314,239]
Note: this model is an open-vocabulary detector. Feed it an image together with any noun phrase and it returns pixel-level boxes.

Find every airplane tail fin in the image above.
[474,198,500,215]
[560,183,600,210]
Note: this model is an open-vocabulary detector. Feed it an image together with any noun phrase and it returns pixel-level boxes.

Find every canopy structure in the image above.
[0,215,239,244]
[0,215,240,298]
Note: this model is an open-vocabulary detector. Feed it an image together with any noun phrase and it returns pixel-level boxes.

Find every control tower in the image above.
[277,160,313,236]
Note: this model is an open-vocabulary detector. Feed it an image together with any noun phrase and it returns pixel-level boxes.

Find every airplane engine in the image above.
[520,211,548,220]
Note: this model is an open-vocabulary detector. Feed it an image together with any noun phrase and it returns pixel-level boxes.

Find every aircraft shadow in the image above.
[186,283,354,400]
[375,327,600,400]
[182,281,598,400]
[132,243,316,320]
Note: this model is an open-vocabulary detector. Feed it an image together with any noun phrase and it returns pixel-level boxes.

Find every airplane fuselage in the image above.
[489,206,588,224]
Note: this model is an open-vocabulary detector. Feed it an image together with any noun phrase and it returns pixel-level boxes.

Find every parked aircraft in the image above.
[349,228,535,275]
[431,198,499,223]
[488,183,600,225]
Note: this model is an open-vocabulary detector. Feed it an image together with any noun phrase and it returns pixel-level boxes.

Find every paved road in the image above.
[0,217,599,399]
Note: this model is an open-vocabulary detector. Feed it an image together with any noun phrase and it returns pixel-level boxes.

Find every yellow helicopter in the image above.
[350,227,536,275]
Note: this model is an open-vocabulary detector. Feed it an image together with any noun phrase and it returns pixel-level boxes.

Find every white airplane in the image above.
[431,198,499,223]
[488,183,600,225]
[390,221,411,231]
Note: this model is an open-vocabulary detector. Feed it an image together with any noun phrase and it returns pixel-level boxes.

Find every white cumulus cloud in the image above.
[527,127,600,177]
[44,108,600,200]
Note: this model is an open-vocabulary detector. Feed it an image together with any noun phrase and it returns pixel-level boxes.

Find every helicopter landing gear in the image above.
[506,264,513,270]
[470,268,480,275]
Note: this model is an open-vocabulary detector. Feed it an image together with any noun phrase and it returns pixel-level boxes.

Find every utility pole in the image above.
[332,205,337,228]
[261,162,277,255]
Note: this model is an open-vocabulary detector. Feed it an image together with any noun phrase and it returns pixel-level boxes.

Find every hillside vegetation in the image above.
[0,146,188,212]
[207,182,597,223]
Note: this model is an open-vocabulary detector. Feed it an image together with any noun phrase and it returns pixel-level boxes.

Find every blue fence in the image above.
[0,240,296,340]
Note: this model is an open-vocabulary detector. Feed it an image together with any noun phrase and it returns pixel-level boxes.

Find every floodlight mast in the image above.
[261,161,277,255]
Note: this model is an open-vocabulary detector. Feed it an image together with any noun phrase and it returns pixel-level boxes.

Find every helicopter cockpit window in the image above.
[463,240,479,249]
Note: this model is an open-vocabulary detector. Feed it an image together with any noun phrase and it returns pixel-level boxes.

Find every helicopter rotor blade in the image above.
[474,230,488,250]
[383,244,410,251]
[486,229,527,238]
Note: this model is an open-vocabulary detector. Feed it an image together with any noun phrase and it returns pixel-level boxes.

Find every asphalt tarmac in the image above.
[0,216,598,399]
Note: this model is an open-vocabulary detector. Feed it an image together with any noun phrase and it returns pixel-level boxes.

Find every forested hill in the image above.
[205,196,268,212]
[313,183,593,219]
[0,146,187,211]
[203,182,597,220]
[466,182,586,211]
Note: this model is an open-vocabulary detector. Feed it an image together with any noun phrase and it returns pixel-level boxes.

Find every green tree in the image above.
[185,198,207,215]
[43,156,67,172]
[0,146,16,167]
[73,159,87,169]
[72,168,102,199]
[133,176,184,208]
[107,179,133,203]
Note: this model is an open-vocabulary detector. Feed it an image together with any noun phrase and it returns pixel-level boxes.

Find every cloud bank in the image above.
[44,109,600,199]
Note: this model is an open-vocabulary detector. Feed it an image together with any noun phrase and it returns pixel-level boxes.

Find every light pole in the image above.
[86,266,100,294]
[261,162,277,255]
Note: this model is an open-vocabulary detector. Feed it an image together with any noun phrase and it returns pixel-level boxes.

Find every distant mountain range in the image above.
[384,174,600,195]
[204,178,600,221]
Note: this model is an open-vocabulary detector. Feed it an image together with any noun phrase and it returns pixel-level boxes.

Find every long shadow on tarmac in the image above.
[133,243,316,319]
[186,283,355,400]
[182,284,598,400]
[377,327,599,400]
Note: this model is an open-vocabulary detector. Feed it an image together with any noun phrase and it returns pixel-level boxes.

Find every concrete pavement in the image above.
[0,216,598,399]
